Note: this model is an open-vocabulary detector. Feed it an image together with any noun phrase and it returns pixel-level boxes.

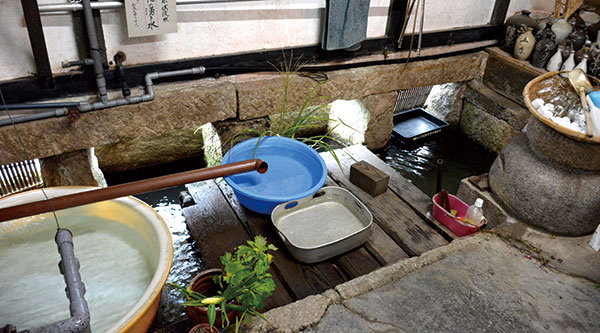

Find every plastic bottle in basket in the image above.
[464,198,484,226]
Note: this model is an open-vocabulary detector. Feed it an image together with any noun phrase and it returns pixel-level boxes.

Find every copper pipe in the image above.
[0,159,268,223]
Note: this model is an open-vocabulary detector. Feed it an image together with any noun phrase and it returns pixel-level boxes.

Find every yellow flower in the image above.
[201,296,225,305]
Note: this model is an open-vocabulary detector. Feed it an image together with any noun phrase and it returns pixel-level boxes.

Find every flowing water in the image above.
[135,186,206,329]
[380,127,497,197]
[0,215,153,332]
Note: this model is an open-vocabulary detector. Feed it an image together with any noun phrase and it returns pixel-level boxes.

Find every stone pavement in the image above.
[247,232,600,332]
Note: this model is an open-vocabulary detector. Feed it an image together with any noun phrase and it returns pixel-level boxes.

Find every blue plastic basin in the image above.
[222,137,327,214]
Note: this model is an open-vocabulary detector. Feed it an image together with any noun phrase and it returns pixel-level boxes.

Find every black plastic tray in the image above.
[392,108,449,144]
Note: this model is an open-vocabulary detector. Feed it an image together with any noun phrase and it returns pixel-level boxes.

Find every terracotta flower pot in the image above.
[189,323,219,333]
[187,268,237,327]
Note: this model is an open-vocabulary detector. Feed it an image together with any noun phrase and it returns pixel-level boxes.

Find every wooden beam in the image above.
[20,0,54,89]
[490,0,511,26]
[343,145,458,240]
[182,180,293,309]
[385,0,408,43]
[322,148,448,256]
[216,180,347,301]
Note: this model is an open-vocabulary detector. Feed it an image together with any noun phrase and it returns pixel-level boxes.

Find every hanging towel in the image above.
[322,0,371,51]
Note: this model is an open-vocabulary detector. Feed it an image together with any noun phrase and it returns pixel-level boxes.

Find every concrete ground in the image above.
[247,230,600,332]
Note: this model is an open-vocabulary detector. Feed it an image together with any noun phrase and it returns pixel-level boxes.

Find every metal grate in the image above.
[0,160,43,198]
[394,86,433,113]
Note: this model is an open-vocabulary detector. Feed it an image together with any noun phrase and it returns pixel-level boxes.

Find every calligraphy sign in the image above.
[124,0,177,37]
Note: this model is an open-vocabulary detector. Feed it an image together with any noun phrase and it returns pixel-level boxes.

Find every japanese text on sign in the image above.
[124,0,177,37]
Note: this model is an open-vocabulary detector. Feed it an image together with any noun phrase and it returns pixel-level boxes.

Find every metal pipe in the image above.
[29,229,90,333]
[114,53,131,97]
[0,159,268,223]
[82,0,108,104]
[0,108,68,126]
[436,159,443,193]
[39,0,268,13]
[78,66,205,112]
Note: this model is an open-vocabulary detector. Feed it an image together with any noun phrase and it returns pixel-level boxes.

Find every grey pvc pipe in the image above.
[82,0,108,104]
[0,66,204,126]
[78,66,205,112]
[2,102,80,111]
[28,229,90,333]
[0,108,68,127]
[39,0,268,13]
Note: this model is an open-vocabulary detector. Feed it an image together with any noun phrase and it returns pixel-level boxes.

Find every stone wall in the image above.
[0,51,488,183]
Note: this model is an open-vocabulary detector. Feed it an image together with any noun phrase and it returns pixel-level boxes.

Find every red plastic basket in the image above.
[432,193,484,237]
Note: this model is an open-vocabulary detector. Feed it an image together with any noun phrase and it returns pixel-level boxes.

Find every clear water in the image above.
[135,186,206,329]
[0,215,153,332]
[380,127,497,198]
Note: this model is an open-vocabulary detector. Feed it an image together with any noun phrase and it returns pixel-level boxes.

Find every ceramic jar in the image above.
[589,42,600,77]
[560,50,576,76]
[569,28,587,51]
[575,41,591,63]
[579,6,600,27]
[552,19,573,43]
[546,49,563,72]
[514,28,536,61]
[575,53,589,73]
[568,14,586,30]
[559,39,574,59]
[531,24,556,68]
[503,10,538,52]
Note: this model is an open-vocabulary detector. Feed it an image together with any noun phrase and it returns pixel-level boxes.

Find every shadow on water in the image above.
[377,127,497,198]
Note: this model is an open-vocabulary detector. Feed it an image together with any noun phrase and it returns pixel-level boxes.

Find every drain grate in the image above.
[394,86,433,113]
[0,160,43,198]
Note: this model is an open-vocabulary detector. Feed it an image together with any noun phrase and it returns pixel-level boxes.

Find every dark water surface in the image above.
[379,127,497,198]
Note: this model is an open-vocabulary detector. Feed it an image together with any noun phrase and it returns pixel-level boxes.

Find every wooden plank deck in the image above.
[181,144,452,309]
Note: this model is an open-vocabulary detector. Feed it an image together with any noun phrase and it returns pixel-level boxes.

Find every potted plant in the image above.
[171,236,277,333]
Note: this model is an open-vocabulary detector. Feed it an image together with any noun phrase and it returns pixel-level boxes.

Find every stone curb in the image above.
[247,234,490,332]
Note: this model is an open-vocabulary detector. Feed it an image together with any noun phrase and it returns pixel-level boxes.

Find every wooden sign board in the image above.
[124,0,178,37]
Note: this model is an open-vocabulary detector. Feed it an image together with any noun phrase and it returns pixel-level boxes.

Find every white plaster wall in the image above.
[506,0,556,19]
[0,0,550,83]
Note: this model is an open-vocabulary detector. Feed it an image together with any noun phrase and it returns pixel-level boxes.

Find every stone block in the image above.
[236,52,487,121]
[324,52,486,101]
[268,105,330,137]
[246,294,330,333]
[483,47,545,107]
[95,128,204,172]
[456,175,516,229]
[424,82,466,126]
[526,116,600,171]
[40,148,106,187]
[460,100,521,153]
[488,134,600,236]
[0,79,236,164]
[235,73,331,121]
[349,160,389,197]
[465,79,530,131]
[358,92,395,150]
[212,118,268,154]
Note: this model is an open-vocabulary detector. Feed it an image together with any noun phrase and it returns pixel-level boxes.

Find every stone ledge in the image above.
[0,79,236,164]
[465,79,530,131]
[460,100,521,153]
[247,234,489,332]
[236,52,488,121]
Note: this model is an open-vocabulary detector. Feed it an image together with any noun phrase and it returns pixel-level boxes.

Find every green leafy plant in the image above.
[171,236,277,332]
[226,51,354,171]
